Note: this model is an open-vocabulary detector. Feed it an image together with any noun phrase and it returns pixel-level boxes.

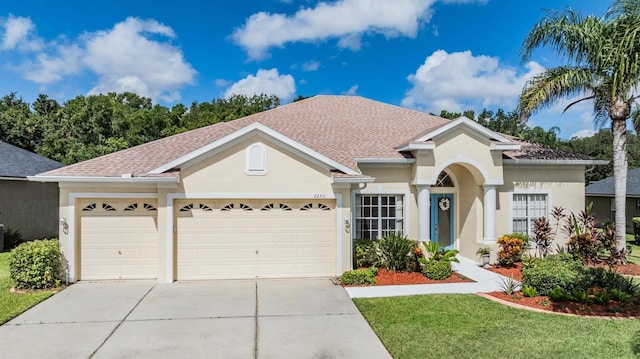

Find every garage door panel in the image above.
[79,200,158,280]
[176,200,336,280]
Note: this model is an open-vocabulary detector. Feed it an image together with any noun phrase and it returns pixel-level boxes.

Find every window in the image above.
[246,143,266,175]
[355,194,404,240]
[636,199,640,211]
[512,193,547,237]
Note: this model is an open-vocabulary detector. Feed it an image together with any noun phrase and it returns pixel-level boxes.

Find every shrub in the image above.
[521,256,585,295]
[566,233,599,263]
[532,216,553,257]
[593,291,611,305]
[584,267,639,295]
[353,238,378,268]
[497,233,529,267]
[610,289,635,303]
[566,288,591,304]
[522,285,537,297]
[376,232,418,272]
[548,287,566,302]
[8,239,64,289]
[340,268,376,285]
[421,259,452,280]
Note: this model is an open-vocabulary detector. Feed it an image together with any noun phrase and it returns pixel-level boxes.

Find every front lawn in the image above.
[0,252,54,325]
[355,294,640,359]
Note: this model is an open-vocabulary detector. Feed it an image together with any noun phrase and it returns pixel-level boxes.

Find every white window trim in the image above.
[350,190,410,240]
[67,192,158,283]
[246,142,267,176]
[508,189,552,236]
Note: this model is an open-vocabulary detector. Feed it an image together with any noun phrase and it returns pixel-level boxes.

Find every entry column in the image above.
[417,185,431,241]
[483,185,497,242]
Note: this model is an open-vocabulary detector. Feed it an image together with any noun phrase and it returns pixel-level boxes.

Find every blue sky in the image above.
[0,0,610,139]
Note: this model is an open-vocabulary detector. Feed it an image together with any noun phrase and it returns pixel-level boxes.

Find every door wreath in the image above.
[438,197,450,211]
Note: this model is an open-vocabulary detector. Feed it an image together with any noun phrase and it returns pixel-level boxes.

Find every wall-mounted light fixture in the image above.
[60,217,68,234]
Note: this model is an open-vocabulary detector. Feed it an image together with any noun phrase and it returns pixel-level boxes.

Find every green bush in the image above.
[585,267,639,295]
[593,291,611,305]
[376,232,418,272]
[421,259,452,280]
[340,268,376,285]
[548,287,566,302]
[353,238,378,268]
[521,257,585,295]
[8,239,64,289]
[522,285,537,297]
[634,217,640,245]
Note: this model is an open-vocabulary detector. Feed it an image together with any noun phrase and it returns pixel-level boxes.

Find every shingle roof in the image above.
[38,95,599,178]
[0,141,63,178]
[585,168,640,197]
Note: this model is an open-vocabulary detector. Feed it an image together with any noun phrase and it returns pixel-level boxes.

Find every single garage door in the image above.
[176,199,336,280]
[79,199,158,280]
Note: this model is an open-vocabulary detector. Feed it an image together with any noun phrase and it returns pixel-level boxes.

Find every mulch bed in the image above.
[374,269,474,286]
[485,291,640,318]
[485,262,640,317]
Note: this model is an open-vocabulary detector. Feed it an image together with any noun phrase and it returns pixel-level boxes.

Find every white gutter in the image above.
[0,176,28,181]
[332,176,376,184]
[503,159,609,166]
[27,175,179,183]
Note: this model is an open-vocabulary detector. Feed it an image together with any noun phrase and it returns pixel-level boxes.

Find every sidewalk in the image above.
[344,256,517,298]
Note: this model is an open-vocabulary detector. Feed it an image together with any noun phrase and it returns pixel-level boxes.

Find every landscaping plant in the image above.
[418,241,459,280]
[376,232,418,272]
[340,267,377,285]
[496,233,529,267]
[8,239,64,289]
[352,238,378,268]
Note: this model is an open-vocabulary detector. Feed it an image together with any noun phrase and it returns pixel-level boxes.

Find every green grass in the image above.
[626,235,640,265]
[355,294,640,359]
[0,252,55,324]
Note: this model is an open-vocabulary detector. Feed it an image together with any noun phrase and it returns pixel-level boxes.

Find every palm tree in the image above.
[518,0,640,256]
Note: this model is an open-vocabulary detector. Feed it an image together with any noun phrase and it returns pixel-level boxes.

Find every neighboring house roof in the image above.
[0,140,63,178]
[36,95,603,180]
[585,168,640,197]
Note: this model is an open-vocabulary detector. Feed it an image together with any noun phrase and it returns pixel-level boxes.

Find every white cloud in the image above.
[215,78,231,87]
[231,0,438,59]
[83,18,196,102]
[224,68,296,102]
[402,49,545,113]
[4,17,196,103]
[343,84,358,95]
[0,15,42,51]
[301,60,320,72]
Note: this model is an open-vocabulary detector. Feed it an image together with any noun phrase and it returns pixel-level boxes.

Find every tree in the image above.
[519,0,640,253]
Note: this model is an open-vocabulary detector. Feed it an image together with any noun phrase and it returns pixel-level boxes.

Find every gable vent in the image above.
[246,143,266,175]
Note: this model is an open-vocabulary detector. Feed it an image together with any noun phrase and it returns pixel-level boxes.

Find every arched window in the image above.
[246,143,266,175]
[435,171,454,187]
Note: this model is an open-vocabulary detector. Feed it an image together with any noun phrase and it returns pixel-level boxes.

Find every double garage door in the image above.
[77,198,336,280]
[176,199,336,280]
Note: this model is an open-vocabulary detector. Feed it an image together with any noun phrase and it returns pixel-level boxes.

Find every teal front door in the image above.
[431,194,454,249]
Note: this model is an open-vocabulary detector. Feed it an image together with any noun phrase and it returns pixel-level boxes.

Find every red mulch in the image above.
[486,291,640,318]
[485,262,640,317]
[374,268,474,286]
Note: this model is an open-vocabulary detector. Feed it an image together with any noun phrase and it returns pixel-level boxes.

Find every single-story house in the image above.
[586,167,640,233]
[31,96,604,283]
[1,140,63,242]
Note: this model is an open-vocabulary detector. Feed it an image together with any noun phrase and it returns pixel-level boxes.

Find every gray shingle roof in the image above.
[585,168,640,197]
[0,141,63,178]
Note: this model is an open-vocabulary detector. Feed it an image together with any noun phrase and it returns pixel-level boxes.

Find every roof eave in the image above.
[503,159,609,166]
[27,175,179,184]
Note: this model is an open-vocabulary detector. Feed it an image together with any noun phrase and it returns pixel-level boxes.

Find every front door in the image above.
[431,194,454,250]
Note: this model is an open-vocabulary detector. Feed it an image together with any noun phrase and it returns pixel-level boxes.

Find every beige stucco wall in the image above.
[0,179,59,242]
[416,128,504,185]
[179,135,334,196]
[497,165,586,248]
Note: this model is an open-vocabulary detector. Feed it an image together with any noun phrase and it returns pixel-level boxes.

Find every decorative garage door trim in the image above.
[166,193,343,283]
[67,192,158,283]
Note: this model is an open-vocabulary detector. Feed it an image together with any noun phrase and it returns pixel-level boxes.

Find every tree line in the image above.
[0,92,279,165]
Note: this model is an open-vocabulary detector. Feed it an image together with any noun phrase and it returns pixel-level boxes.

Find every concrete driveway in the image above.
[0,279,391,359]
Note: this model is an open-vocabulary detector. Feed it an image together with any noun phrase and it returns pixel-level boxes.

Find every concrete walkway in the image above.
[0,279,391,359]
[345,256,516,298]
